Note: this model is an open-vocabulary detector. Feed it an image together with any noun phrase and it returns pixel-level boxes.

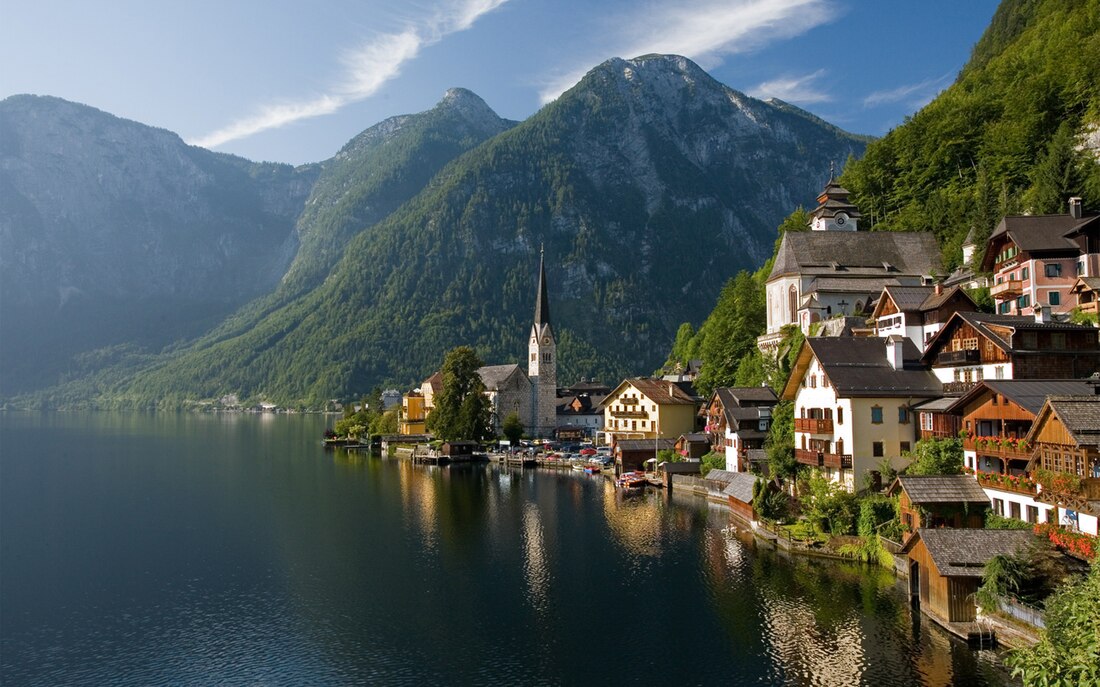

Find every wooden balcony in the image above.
[610,409,648,419]
[964,438,1033,460]
[975,471,1039,496]
[991,279,1023,299]
[935,349,981,366]
[795,417,833,434]
[795,449,853,469]
[942,380,977,394]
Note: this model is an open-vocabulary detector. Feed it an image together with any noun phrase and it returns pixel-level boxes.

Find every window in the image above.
[1021,266,1029,280]
[788,285,799,323]
[995,366,1005,380]
[872,441,884,457]
[837,407,843,425]
[898,407,910,424]
[1010,502,1021,521]
[1045,262,1062,278]
[1026,505,1039,524]
[1016,294,1030,309]
[993,498,1005,517]
[1077,261,1085,276]
[920,412,932,431]
[900,441,911,454]
[1049,291,1060,306]
[871,406,883,424]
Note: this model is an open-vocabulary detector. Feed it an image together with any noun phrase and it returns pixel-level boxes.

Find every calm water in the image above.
[1,412,1012,686]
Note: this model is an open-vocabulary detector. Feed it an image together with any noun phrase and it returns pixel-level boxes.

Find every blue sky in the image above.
[1,0,999,166]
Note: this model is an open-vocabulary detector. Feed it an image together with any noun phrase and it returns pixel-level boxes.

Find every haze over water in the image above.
[1,412,1010,685]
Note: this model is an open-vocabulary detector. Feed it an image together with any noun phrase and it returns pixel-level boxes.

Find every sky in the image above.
[1,0,1000,166]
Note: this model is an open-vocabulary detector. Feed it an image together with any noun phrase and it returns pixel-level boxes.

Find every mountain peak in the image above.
[436,87,500,126]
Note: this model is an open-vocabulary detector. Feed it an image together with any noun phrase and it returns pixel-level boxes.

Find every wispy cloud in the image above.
[538,0,835,104]
[192,0,508,149]
[748,69,831,104]
[862,72,953,109]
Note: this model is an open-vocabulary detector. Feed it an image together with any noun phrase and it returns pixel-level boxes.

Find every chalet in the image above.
[555,390,606,440]
[758,178,941,353]
[700,387,777,472]
[674,433,711,460]
[781,336,941,491]
[1069,276,1100,317]
[888,475,989,545]
[981,197,1100,317]
[921,311,1100,395]
[615,438,676,473]
[871,283,977,350]
[1025,394,1100,536]
[599,378,700,447]
[902,529,1036,631]
[913,397,962,443]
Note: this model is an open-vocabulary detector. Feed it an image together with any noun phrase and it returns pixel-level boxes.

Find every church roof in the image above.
[768,231,941,282]
[477,364,527,391]
[534,247,551,326]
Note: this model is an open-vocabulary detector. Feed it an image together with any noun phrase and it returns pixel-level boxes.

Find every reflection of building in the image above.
[758,177,940,353]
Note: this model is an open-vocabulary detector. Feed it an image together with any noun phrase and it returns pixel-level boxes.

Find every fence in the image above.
[997,596,1045,629]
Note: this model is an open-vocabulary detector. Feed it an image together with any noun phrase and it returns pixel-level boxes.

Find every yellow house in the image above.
[400,391,427,435]
[599,378,700,446]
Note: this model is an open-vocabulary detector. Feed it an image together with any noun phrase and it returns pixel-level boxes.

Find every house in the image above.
[1069,276,1100,317]
[599,378,700,447]
[888,475,989,545]
[758,178,941,353]
[380,389,403,410]
[723,472,761,523]
[674,433,711,460]
[981,198,1100,317]
[615,438,676,473]
[700,387,778,472]
[555,388,607,440]
[1024,394,1100,536]
[870,283,977,350]
[921,311,1100,395]
[902,529,1037,630]
[943,226,990,292]
[781,335,941,491]
[399,391,427,435]
[913,397,962,442]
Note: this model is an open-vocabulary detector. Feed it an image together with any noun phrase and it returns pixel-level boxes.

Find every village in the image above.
[329,179,1100,652]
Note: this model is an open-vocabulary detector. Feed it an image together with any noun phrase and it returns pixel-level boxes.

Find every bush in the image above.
[700,451,725,477]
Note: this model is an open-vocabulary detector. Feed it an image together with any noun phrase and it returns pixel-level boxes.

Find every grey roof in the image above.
[745,449,768,463]
[804,337,942,397]
[713,387,778,430]
[534,248,551,326]
[911,397,956,412]
[703,469,738,485]
[804,276,901,295]
[679,433,710,443]
[617,438,677,452]
[982,213,1099,270]
[722,472,760,503]
[1046,395,1100,448]
[946,380,1098,416]
[477,364,527,391]
[923,311,1099,361]
[893,475,989,505]
[769,231,941,281]
[907,529,1037,578]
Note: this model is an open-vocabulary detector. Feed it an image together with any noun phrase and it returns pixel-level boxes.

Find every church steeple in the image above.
[534,245,551,326]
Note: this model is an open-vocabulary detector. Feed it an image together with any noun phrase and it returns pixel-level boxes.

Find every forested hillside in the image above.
[664,0,1100,394]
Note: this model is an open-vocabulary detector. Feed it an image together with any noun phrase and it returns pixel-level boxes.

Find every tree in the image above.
[904,436,964,475]
[425,346,494,442]
[501,412,524,445]
[694,270,766,395]
[371,408,399,435]
[766,401,797,481]
[700,451,724,477]
[1006,559,1100,687]
[801,470,859,535]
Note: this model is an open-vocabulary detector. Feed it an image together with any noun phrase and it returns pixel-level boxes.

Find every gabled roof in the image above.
[600,377,699,408]
[889,475,990,505]
[981,213,1099,270]
[769,231,941,282]
[617,438,676,452]
[781,336,941,400]
[1070,276,1100,293]
[902,529,1037,578]
[723,472,760,504]
[478,364,528,391]
[944,379,1098,416]
[1026,394,1100,450]
[921,311,1099,363]
[702,469,738,485]
[423,371,444,390]
[678,433,710,444]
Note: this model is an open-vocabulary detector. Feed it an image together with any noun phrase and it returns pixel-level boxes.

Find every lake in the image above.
[0,412,1012,685]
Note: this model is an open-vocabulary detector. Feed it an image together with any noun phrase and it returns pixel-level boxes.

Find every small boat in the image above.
[584,465,600,475]
[616,471,646,491]
[571,463,587,472]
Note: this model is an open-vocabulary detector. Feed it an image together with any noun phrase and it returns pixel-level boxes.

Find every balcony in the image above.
[610,409,648,419]
[974,470,1039,496]
[991,279,1023,299]
[942,380,977,394]
[935,349,981,366]
[795,449,853,469]
[964,437,1033,460]
[795,417,834,434]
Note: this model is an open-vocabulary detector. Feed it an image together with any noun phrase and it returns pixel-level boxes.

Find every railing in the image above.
[975,470,1039,495]
[965,438,1033,459]
[991,279,1023,299]
[795,449,852,469]
[942,380,977,394]
[794,417,834,434]
[935,349,981,366]
[610,409,648,419]
[997,597,1045,629]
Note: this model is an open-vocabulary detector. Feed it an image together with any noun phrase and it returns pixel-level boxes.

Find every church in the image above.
[411,249,558,439]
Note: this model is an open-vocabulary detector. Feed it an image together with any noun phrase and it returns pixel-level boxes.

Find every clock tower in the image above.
[808,168,861,232]
[528,247,558,438]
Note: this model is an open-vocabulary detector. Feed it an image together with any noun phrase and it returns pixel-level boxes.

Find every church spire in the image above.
[534,245,551,326]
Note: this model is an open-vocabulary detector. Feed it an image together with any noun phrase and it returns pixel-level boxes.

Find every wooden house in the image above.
[674,433,711,460]
[902,529,1036,627]
[921,311,1100,395]
[1069,277,1100,316]
[701,387,777,472]
[615,438,676,473]
[889,476,989,544]
[723,472,761,523]
[1024,394,1100,536]
[871,283,977,350]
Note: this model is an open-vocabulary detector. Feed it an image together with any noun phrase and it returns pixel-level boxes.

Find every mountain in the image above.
[840,0,1100,267]
[109,55,867,408]
[0,95,319,395]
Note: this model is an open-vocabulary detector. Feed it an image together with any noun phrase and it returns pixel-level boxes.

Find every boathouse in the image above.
[888,475,989,545]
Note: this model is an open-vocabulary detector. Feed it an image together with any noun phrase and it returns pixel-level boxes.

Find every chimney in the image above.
[885,335,905,371]
[1035,305,1051,324]
[1070,197,1083,220]
[934,282,943,296]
